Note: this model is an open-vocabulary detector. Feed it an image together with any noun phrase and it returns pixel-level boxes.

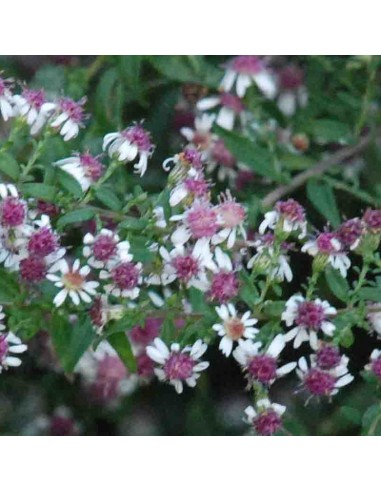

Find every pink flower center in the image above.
[371,357,381,380]
[211,140,236,168]
[180,149,203,170]
[220,92,245,112]
[59,97,85,123]
[316,232,340,254]
[112,262,140,290]
[0,335,8,362]
[276,199,305,224]
[218,200,245,228]
[187,203,219,239]
[337,218,363,248]
[278,66,304,90]
[89,297,104,328]
[1,197,26,227]
[172,254,200,282]
[80,153,104,182]
[62,271,85,290]
[122,125,152,152]
[247,355,277,384]
[316,345,341,370]
[37,200,60,217]
[163,352,195,380]
[296,301,325,330]
[23,88,45,110]
[92,235,117,261]
[28,228,58,257]
[304,369,336,396]
[224,317,245,340]
[254,410,282,436]
[230,55,264,74]
[20,256,47,282]
[184,177,209,197]
[363,209,381,231]
[209,271,239,303]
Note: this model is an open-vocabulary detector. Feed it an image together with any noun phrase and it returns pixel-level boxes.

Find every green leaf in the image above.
[56,168,83,199]
[362,404,381,436]
[57,208,95,228]
[262,301,286,318]
[340,406,362,426]
[307,180,341,227]
[325,267,350,302]
[120,217,148,231]
[239,271,260,308]
[51,316,95,373]
[95,187,122,211]
[215,127,279,181]
[358,287,381,302]
[107,332,137,373]
[0,153,20,180]
[309,119,352,143]
[20,183,56,201]
[0,269,19,303]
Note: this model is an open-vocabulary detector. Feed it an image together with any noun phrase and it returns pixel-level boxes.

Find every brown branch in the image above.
[261,134,374,208]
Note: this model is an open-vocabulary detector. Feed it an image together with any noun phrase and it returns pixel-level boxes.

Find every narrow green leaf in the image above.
[95,187,122,211]
[0,153,20,180]
[307,180,341,227]
[215,127,279,181]
[20,183,56,201]
[325,267,350,302]
[57,208,95,228]
[107,332,137,373]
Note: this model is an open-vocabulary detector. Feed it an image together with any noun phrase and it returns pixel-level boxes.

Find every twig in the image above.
[261,134,374,208]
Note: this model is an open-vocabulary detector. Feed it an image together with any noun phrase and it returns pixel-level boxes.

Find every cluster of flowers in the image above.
[1,64,381,436]
[178,56,308,185]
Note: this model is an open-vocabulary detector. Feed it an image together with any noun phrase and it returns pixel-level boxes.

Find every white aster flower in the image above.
[100,259,142,299]
[13,88,55,135]
[146,338,209,394]
[213,304,259,357]
[47,259,99,307]
[0,331,27,373]
[83,229,131,269]
[233,335,296,386]
[244,398,286,436]
[103,124,154,177]
[282,294,336,350]
[197,92,245,130]
[50,97,86,141]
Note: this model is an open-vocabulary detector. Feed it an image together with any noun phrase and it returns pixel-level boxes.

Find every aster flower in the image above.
[213,304,258,357]
[100,258,142,299]
[362,209,381,233]
[247,233,293,282]
[47,259,99,307]
[180,114,216,155]
[51,97,86,141]
[169,167,209,207]
[259,199,307,239]
[0,227,28,271]
[83,229,131,269]
[75,341,138,403]
[0,331,27,373]
[13,88,56,135]
[146,338,209,394]
[54,152,104,192]
[170,199,221,246]
[103,124,154,176]
[26,214,65,266]
[212,191,246,248]
[0,76,15,121]
[244,399,286,436]
[197,92,245,130]
[282,295,336,349]
[0,183,18,200]
[148,238,215,290]
[302,232,350,278]
[336,218,363,251]
[163,148,204,173]
[275,66,308,117]
[220,56,277,99]
[297,355,353,400]
[208,247,239,303]
[233,335,296,387]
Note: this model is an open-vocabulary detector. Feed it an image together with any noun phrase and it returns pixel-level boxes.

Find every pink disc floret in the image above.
[296,301,325,330]
[163,352,195,380]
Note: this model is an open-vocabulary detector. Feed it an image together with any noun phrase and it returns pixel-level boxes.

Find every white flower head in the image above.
[83,229,131,269]
[103,124,154,177]
[302,232,350,278]
[50,97,86,141]
[244,398,286,435]
[100,258,142,299]
[213,304,258,357]
[54,152,104,192]
[282,295,336,350]
[47,259,99,307]
[197,91,245,131]
[146,338,209,394]
[0,331,27,373]
[259,199,307,239]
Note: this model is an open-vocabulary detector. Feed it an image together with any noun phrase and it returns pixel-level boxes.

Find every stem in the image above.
[20,133,50,182]
[350,260,370,303]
